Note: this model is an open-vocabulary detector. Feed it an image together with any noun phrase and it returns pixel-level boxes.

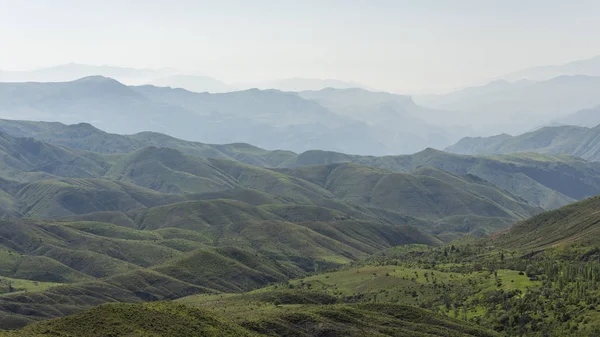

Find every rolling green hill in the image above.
[0,298,500,337]
[281,162,540,229]
[102,150,542,237]
[0,119,295,167]
[0,130,548,236]
[1,118,598,334]
[497,195,600,250]
[0,195,439,328]
[278,148,600,210]
[3,118,600,213]
[16,179,184,218]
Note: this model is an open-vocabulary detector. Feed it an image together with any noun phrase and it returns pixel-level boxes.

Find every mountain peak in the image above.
[68,76,140,97]
[72,75,122,84]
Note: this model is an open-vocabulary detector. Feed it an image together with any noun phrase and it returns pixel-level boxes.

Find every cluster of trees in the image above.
[365,244,600,336]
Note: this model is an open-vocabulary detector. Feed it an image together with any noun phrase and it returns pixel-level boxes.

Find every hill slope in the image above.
[281,163,540,230]
[1,300,500,337]
[0,193,439,328]
[279,148,600,210]
[497,195,600,250]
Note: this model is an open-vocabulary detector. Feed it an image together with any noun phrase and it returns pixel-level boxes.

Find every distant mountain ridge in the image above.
[557,105,600,127]
[415,75,600,135]
[0,63,178,84]
[150,74,237,93]
[0,63,374,92]
[0,76,454,155]
[242,77,373,91]
[504,55,600,81]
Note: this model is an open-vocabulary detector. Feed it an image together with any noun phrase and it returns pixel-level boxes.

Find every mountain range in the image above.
[0,63,372,93]
[0,76,457,155]
[0,63,177,85]
[0,119,540,327]
[0,123,545,237]
[3,118,600,221]
[0,117,599,334]
[2,54,600,336]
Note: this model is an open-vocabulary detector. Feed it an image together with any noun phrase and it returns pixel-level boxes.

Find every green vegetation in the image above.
[279,148,600,210]
[4,118,600,212]
[0,201,437,328]
[0,276,62,295]
[1,299,500,337]
[0,128,549,238]
[175,195,600,336]
[0,302,257,337]
[0,118,297,167]
[2,119,600,336]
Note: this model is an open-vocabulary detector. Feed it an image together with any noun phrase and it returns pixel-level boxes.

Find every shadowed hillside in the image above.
[0,299,500,337]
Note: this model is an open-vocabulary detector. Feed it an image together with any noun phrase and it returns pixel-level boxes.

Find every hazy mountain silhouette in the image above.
[504,55,600,81]
[150,74,237,93]
[415,75,600,135]
[0,77,397,154]
[239,77,372,91]
[556,105,600,127]
[0,63,178,84]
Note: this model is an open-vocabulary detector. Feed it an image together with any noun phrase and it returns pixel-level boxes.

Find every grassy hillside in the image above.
[279,148,600,209]
[281,162,540,234]
[497,195,600,250]
[446,124,600,162]
[16,179,183,218]
[1,302,256,337]
[0,198,439,328]
[3,117,600,213]
[1,299,500,337]
[0,132,108,180]
[3,118,599,214]
[0,130,550,236]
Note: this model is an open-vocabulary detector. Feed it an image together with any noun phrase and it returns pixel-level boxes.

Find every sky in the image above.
[1,0,600,93]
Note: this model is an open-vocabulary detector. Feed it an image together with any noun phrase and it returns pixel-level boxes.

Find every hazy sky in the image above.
[1,0,600,93]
